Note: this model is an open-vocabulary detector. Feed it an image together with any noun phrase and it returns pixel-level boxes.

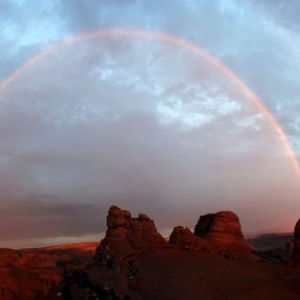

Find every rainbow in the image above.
[1,28,299,181]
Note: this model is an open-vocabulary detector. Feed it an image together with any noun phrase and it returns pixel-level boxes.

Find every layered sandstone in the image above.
[194,211,251,254]
[101,206,169,255]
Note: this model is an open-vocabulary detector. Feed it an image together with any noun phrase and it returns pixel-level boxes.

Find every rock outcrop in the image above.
[194,213,215,238]
[0,248,62,300]
[101,206,169,255]
[292,218,300,264]
[102,207,251,256]
[194,211,251,255]
[169,226,215,253]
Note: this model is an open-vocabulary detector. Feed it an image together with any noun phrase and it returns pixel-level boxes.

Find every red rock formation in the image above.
[101,206,169,255]
[169,226,215,253]
[0,248,62,300]
[292,218,300,264]
[194,213,215,237]
[194,211,251,255]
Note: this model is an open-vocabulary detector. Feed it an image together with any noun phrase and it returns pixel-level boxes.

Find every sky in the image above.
[1,0,300,248]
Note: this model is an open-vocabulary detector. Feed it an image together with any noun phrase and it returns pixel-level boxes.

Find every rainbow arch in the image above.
[0,28,299,181]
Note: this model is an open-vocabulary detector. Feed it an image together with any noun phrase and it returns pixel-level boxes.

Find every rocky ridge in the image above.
[2,207,300,299]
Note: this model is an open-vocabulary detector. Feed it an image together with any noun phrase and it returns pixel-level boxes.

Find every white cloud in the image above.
[156,101,213,129]
[233,113,263,130]
[217,98,242,115]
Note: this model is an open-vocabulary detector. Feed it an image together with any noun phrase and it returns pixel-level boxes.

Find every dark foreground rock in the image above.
[292,218,300,264]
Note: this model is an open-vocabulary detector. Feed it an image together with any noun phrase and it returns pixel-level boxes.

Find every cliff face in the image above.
[0,242,100,300]
[292,218,300,264]
[101,206,169,255]
[0,248,62,300]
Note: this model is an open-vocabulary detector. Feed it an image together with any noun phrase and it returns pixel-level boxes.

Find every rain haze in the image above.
[0,0,300,248]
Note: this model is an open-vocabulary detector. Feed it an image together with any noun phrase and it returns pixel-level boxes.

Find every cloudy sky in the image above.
[1,0,300,248]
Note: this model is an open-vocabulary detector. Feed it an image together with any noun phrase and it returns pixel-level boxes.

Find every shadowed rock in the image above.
[169,226,215,252]
[292,218,300,264]
[101,206,169,255]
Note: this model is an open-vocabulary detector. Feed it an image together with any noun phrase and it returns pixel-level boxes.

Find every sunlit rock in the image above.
[194,211,251,255]
[101,206,169,255]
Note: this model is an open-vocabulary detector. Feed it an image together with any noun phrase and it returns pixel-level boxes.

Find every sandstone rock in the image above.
[194,211,251,255]
[292,218,300,264]
[101,206,169,255]
[194,214,215,238]
[0,249,21,264]
[18,252,58,268]
[0,248,62,300]
[102,206,136,254]
[107,205,131,229]
[169,226,215,253]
